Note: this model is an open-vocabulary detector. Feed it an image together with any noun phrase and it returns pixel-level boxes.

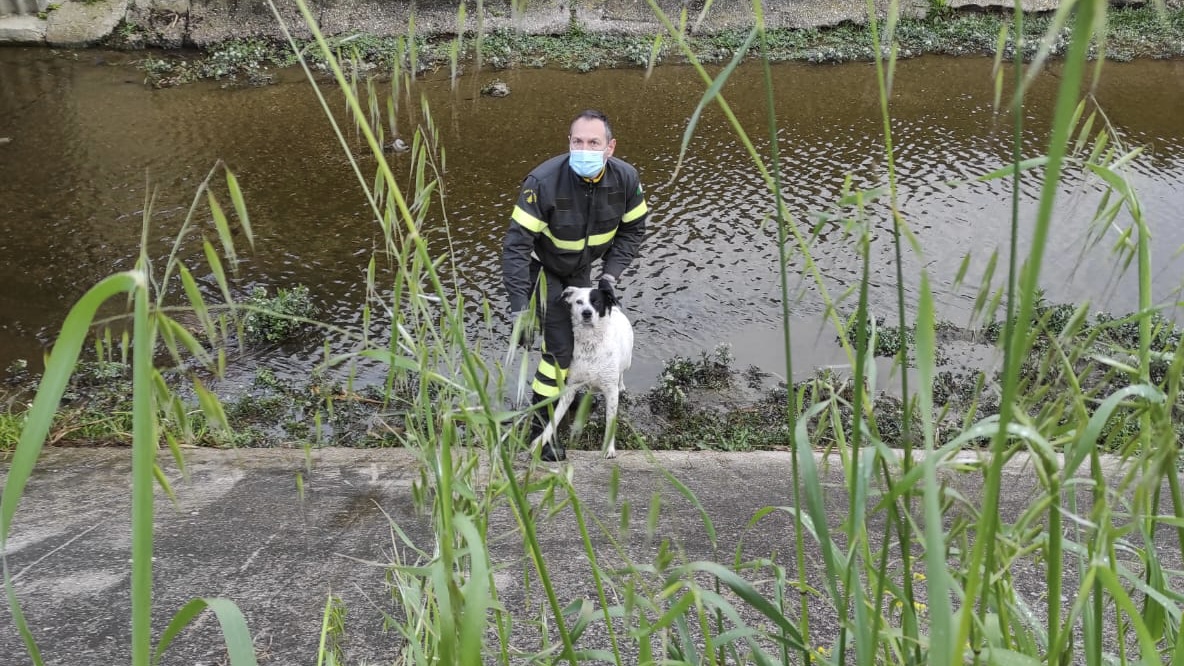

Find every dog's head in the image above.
[562,285,617,328]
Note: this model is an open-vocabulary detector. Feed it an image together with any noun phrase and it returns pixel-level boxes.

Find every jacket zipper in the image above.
[579,178,595,276]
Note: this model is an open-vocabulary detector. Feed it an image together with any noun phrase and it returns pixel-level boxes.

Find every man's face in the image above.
[569,118,616,159]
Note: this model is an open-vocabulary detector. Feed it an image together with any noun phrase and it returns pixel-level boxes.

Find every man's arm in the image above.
[600,178,648,280]
[502,177,546,312]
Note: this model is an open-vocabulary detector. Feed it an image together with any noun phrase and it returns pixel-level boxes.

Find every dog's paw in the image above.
[604,447,617,460]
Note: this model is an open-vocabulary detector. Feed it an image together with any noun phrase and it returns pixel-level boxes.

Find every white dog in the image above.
[532,285,634,459]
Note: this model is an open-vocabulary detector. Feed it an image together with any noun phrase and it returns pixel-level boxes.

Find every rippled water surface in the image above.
[2,48,1182,387]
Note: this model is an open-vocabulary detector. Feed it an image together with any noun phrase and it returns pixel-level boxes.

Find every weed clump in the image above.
[840,315,916,359]
[648,344,734,418]
[242,285,318,345]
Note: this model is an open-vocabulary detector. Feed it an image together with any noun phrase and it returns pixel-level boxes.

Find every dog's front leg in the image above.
[602,383,620,459]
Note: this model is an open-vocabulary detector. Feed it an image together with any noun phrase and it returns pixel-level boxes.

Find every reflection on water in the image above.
[2,47,1182,388]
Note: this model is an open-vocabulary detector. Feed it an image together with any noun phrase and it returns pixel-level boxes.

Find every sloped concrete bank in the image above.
[0,0,1174,48]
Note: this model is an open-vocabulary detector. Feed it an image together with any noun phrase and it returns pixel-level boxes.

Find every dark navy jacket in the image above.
[502,153,649,312]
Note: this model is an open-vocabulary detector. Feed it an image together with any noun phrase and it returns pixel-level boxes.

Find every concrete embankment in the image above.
[0,0,1132,48]
[3,446,1177,663]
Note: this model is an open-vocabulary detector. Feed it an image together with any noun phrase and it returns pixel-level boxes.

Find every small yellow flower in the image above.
[913,572,927,582]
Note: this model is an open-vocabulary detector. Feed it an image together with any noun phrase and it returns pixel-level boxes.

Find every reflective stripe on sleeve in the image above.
[622,200,648,223]
[512,206,546,233]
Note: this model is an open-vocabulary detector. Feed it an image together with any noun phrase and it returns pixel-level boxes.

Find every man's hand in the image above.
[510,309,537,350]
[597,273,617,300]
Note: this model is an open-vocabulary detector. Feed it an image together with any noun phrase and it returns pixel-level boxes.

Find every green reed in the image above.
[299,0,1181,659]
[6,0,1180,662]
[1,167,261,665]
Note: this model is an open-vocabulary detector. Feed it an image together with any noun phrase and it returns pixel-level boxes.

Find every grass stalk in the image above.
[750,0,813,659]
[131,258,156,666]
[958,0,1100,653]
[563,480,625,666]
[497,445,577,665]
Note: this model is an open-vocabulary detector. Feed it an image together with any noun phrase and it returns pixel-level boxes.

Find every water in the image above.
[2,47,1183,390]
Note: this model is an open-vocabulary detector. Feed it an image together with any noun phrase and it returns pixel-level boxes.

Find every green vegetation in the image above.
[1,161,259,663]
[126,5,1184,87]
[5,0,1184,664]
[242,284,317,344]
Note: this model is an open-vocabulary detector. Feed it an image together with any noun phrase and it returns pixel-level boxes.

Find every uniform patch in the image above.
[523,188,536,204]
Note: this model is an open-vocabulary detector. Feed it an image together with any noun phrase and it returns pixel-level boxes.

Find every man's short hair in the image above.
[572,109,613,141]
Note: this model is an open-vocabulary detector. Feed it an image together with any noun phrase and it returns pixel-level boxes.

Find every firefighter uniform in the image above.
[502,152,649,401]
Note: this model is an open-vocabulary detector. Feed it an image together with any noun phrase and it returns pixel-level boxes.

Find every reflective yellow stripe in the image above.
[542,227,616,250]
[512,206,546,233]
[532,378,561,397]
[588,228,617,247]
[622,200,648,223]
[538,360,567,382]
[542,227,585,251]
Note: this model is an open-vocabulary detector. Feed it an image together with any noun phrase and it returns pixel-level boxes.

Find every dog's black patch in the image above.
[588,287,616,316]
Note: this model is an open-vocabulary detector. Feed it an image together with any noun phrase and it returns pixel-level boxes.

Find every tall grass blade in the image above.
[791,400,842,603]
[2,556,44,665]
[224,169,254,250]
[201,240,235,306]
[677,561,807,651]
[206,193,239,271]
[130,258,157,666]
[665,27,757,186]
[916,273,954,664]
[0,271,141,544]
[154,598,259,666]
[658,468,717,549]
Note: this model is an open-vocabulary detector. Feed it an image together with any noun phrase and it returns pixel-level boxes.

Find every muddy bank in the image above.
[2,300,1177,454]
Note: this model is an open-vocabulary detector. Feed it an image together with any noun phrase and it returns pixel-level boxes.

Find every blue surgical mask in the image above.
[569,149,606,178]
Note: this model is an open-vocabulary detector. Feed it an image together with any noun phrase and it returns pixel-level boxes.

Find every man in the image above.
[503,109,649,461]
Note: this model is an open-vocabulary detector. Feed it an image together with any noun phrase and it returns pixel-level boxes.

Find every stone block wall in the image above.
[0,0,1173,48]
[0,0,47,16]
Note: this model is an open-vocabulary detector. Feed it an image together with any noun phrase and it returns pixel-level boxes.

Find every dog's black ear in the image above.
[596,286,619,312]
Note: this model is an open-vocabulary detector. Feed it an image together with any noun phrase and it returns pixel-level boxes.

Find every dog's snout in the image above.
[581,309,593,321]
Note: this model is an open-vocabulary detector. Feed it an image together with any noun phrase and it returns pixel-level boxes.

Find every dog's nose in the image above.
[581,309,593,321]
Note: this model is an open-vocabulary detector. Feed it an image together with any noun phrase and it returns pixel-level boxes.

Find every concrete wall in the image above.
[0,0,1167,48]
[128,0,1078,47]
[177,0,930,46]
[0,0,48,16]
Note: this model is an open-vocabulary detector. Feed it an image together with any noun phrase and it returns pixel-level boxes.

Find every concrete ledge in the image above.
[45,0,128,47]
[0,447,1177,663]
[0,14,47,43]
